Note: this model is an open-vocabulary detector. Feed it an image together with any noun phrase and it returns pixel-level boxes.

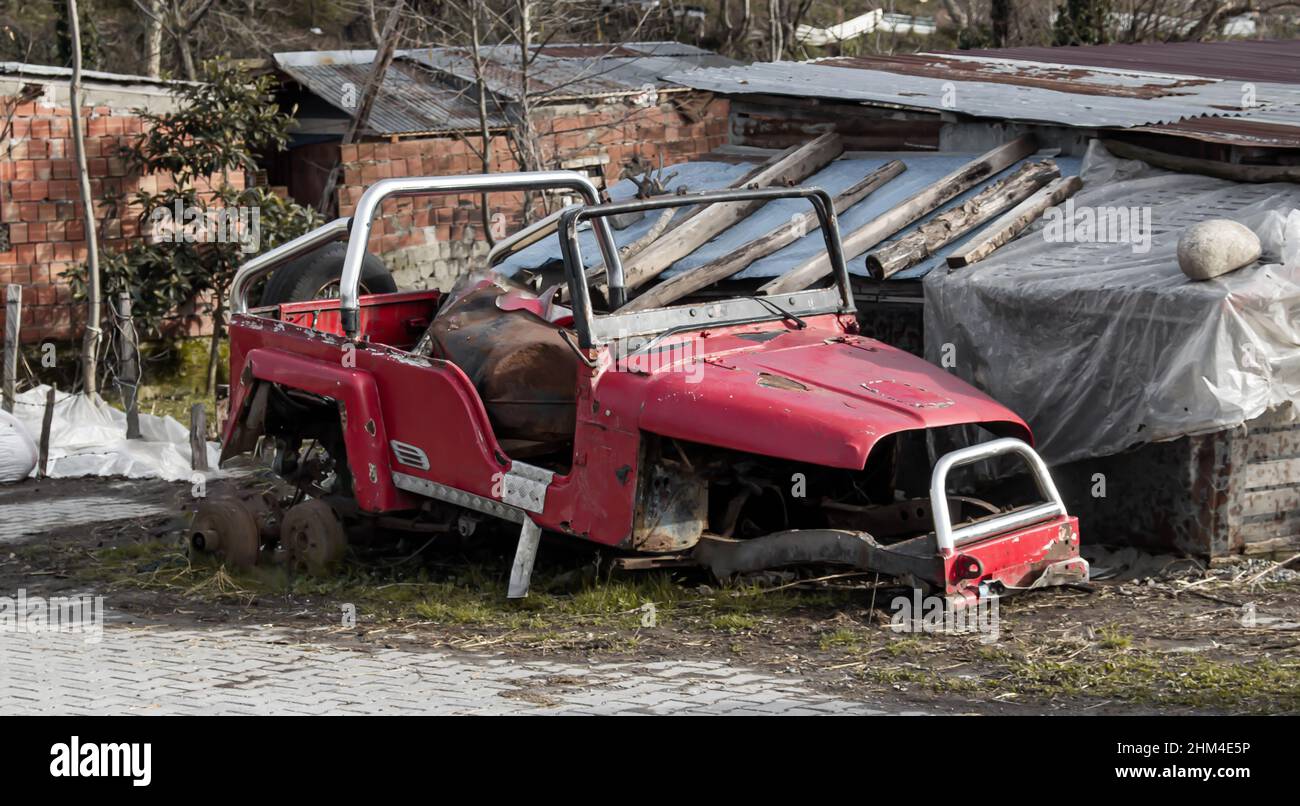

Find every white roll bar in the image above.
[929,438,1068,557]
[338,172,622,338]
[228,171,623,331]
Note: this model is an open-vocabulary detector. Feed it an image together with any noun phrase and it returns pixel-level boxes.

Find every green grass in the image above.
[70,535,854,637]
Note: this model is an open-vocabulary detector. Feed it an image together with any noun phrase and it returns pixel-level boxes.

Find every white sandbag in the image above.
[10,385,219,482]
[0,409,38,483]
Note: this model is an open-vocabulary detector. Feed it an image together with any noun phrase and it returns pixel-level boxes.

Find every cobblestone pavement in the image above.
[0,620,919,715]
[0,481,171,544]
[1,477,920,715]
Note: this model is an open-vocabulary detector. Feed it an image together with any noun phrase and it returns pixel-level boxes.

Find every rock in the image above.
[1177,219,1261,280]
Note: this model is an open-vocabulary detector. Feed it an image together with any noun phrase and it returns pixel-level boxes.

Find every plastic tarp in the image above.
[7,385,219,482]
[495,152,1080,281]
[0,409,38,482]
[923,142,1300,466]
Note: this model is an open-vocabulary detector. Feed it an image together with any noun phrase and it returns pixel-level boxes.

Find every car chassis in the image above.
[214,170,1088,608]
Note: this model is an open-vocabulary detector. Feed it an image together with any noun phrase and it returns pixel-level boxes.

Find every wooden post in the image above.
[190,403,209,472]
[947,175,1084,269]
[3,284,19,414]
[68,0,101,398]
[38,384,55,479]
[865,159,1060,280]
[116,292,141,439]
[622,160,906,312]
[759,135,1038,295]
[316,0,406,215]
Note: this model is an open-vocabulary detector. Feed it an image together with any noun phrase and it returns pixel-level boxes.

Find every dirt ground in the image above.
[4,472,1298,715]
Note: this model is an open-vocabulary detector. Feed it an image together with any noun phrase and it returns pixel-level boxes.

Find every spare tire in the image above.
[259,241,398,305]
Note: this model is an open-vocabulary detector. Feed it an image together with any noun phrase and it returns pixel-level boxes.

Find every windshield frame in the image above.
[557,186,854,349]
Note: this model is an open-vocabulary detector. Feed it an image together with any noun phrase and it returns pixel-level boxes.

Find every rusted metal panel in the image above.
[823,53,1216,99]
[956,40,1300,85]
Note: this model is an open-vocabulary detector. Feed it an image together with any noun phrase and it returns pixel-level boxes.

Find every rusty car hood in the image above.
[597,327,1032,469]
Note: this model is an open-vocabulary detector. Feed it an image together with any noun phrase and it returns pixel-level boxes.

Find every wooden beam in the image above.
[190,403,209,472]
[3,284,19,414]
[578,145,814,287]
[621,160,906,312]
[609,133,846,294]
[866,159,1059,280]
[946,175,1083,269]
[316,0,406,214]
[758,135,1037,295]
[38,384,55,479]
[1101,140,1300,184]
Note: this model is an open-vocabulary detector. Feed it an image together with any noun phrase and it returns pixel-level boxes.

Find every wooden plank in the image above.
[621,160,906,312]
[946,175,1083,269]
[190,403,209,473]
[1246,427,1300,463]
[730,99,942,151]
[38,384,55,479]
[580,144,805,286]
[3,284,19,413]
[1245,458,1300,489]
[1241,535,1300,557]
[758,135,1038,295]
[1241,487,1300,518]
[1239,513,1300,542]
[865,159,1059,280]
[1102,139,1300,184]
[609,133,845,294]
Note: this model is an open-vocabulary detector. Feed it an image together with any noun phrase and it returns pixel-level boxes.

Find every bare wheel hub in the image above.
[280,499,347,575]
[190,497,261,569]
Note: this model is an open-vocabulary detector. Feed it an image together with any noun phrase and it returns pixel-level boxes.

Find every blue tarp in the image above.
[496,151,1082,282]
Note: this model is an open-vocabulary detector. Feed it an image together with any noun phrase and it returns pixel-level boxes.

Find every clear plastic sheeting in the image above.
[8,385,219,482]
[924,142,1300,466]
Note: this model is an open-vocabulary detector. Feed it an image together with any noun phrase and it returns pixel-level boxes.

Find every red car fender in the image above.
[241,348,414,512]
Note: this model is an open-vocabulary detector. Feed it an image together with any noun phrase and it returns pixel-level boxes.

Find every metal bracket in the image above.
[392,471,524,523]
[508,518,543,599]
[501,461,554,514]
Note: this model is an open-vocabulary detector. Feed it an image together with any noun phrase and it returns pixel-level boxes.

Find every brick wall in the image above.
[333,93,729,289]
[0,91,240,345]
[0,102,145,343]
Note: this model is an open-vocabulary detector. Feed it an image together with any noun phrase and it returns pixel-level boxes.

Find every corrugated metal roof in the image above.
[276,42,733,134]
[406,41,739,102]
[928,46,1300,146]
[666,56,1300,131]
[0,61,185,88]
[275,50,506,136]
[497,150,1080,282]
[957,40,1300,84]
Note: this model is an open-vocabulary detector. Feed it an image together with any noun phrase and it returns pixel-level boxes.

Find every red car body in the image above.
[220,173,1088,605]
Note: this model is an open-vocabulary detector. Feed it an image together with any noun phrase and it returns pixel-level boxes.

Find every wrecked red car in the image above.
[203,171,1087,608]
